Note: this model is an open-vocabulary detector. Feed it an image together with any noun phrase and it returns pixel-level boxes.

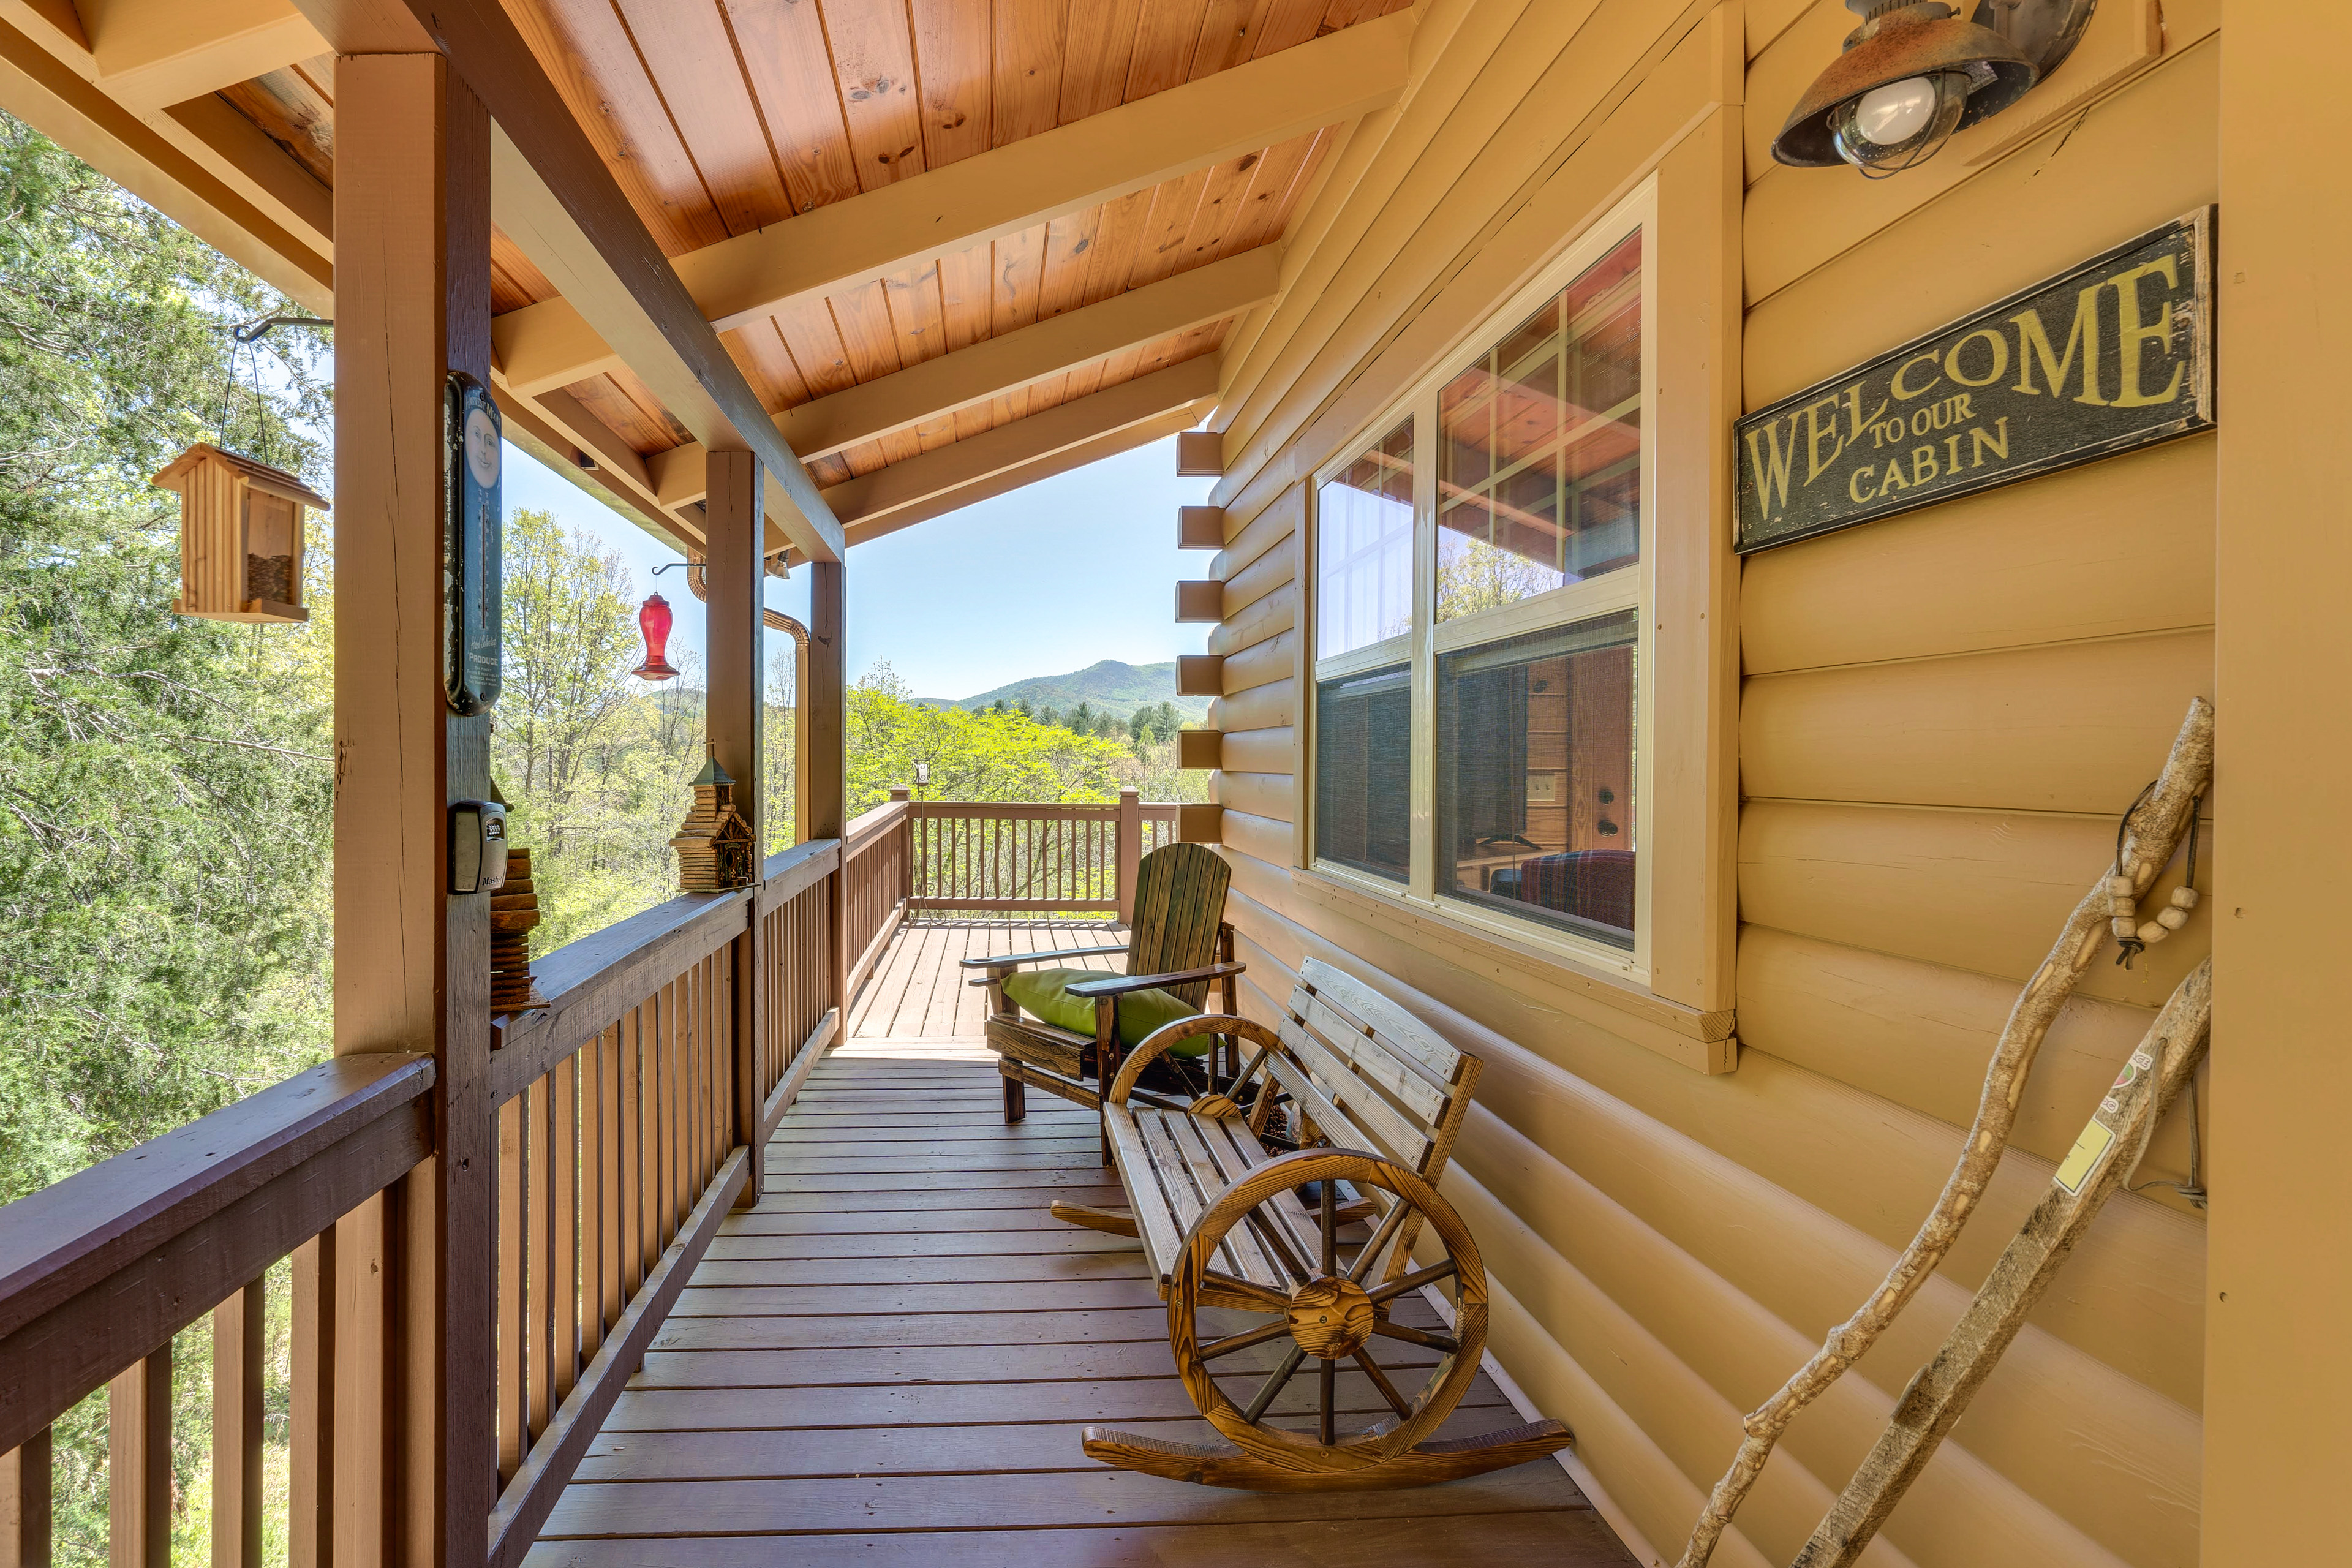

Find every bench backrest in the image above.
[1267,958,1480,1183]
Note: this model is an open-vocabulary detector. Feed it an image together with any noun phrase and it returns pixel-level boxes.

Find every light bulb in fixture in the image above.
[1853,76,1939,143]
[1830,69,1972,175]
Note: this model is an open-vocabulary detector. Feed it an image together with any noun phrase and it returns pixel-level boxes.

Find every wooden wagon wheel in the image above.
[1168,1148,1488,1477]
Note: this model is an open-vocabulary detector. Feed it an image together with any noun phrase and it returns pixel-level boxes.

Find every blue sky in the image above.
[502,435,1218,701]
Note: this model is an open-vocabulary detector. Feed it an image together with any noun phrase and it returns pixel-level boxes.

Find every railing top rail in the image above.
[0,1052,435,1453]
[908,800,1181,821]
[844,799,910,849]
[495,836,845,1098]
[0,1052,434,1340]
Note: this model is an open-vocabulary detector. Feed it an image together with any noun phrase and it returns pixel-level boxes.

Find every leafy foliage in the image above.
[0,111,332,1202]
[493,509,714,949]
[0,111,331,1564]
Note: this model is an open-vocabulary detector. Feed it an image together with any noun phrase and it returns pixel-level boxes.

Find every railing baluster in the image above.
[527,1076,556,1444]
[213,1277,265,1568]
[665,979,687,1239]
[649,987,671,1252]
[580,1030,606,1363]
[289,1233,334,1568]
[620,1005,647,1295]
[551,1053,580,1402]
[2,1430,53,1568]
[601,1023,626,1339]
[107,1348,170,1568]
[496,1093,526,1482]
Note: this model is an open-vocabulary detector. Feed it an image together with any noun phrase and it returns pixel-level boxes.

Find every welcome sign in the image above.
[1735,209,2213,554]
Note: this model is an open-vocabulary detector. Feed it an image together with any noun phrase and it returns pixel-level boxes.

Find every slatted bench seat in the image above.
[1058,957,1576,1490]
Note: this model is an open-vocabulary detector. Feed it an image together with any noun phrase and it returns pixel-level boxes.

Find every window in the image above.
[1310,194,1653,975]
[1313,416,1414,883]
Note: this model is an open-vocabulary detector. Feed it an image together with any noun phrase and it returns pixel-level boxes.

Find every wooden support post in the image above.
[331,51,495,1568]
[808,560,848,1013]
[213,1280,266,1568]
[1,1429,51,1568]
[887,786,913,908]
[107,1351,170,1568]
[2209,7,2352,1558]
[1115,787,1142,924]
[707,450,765,1205]
[791,629,812,845]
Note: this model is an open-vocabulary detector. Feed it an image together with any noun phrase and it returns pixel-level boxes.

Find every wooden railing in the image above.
[908,788,1179,918]
[0,1054,435,1568]
[842,795,913,1000]
[0,793,1185,1567]
[0,837,843,1568]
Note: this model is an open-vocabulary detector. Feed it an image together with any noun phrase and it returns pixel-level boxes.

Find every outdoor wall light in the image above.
[634,592,680,681]
[1773,0,2097,176]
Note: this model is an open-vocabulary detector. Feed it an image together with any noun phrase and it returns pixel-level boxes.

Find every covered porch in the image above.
[521,911,1626,1563]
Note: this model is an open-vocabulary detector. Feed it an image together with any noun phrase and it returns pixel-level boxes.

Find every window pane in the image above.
[1436,611,1637,947]
[1437,230,1642,622]
[1316,662,1411,884]
[1317,416,1414,659]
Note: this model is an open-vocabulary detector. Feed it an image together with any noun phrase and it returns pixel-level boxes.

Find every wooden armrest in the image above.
[956,944,1129,971]
[1066,960,1246,1000]
[1106,1014,1283,1106]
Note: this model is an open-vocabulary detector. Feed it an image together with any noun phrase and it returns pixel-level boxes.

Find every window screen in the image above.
[1315,662,1411,884]
[1436,231,1642,622]
[1436,611,1637,946]
[1316,416,1414,659]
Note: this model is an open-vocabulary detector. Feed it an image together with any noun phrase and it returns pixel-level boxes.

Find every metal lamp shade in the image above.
[1771,2,2040,168]
[634,592,681,680]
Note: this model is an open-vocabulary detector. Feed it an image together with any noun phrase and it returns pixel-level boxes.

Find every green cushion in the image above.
[1001,967,1212,1054]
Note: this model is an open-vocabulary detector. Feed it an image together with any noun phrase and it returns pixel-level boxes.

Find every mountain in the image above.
[921,659,1211,722]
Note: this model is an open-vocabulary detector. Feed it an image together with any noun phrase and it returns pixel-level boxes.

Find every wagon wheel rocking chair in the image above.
[1061,956,1575,1490]
[962,841,1249,1132]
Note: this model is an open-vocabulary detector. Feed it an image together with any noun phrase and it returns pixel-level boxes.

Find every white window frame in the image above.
[1306,176,1659,988]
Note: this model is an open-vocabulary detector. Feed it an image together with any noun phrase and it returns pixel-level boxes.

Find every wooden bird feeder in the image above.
[152,442,330,623]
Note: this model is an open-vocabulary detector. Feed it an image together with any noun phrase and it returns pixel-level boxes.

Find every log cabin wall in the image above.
[1196,2,2217,1564]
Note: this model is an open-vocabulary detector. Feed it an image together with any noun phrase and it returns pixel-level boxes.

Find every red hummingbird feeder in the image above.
[633,592,680,680]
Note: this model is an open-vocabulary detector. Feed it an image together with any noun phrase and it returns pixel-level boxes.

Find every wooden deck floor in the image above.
[529,922,1633,1566]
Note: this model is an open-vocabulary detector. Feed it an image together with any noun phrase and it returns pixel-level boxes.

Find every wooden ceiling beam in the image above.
[0,14,331,308]
[288,0,843,561]
[827,402,1215,558]
[790,356,1219,563]
[780,249,1272,464]
[686,13,1411,333]
[491,383,694,554]
[491,12,1412,394]
[488,130,815,562]
[76,0,324,110]
[641,247,1274,509]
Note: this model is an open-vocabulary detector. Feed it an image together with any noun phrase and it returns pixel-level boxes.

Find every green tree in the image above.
[493,513,706,949]
[846,663,1131,815]
[0,110,332,1563]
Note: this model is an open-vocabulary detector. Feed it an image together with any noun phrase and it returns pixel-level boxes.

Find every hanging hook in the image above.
[233,315,334,344]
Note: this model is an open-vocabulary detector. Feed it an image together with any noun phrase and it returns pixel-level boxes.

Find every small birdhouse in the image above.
[152,442,329,624]
[671,742,755,891]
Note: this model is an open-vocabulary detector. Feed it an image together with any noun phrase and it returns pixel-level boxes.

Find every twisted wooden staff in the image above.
[1791,957,2211,1566]
[1674,696,2213,1568]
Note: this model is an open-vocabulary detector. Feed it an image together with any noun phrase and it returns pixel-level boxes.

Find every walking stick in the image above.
[1792,958,2211,1566]
[1674,698,2213,1568]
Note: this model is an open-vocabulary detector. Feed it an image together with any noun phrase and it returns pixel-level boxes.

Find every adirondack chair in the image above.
[1065,957,1574,1490]
[963,841,1246,1125]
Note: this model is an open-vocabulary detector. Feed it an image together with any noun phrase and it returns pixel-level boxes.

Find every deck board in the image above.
[529,921,1632,1567]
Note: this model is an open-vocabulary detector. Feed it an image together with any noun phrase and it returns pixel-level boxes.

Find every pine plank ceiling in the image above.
[207,0,1402,507]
